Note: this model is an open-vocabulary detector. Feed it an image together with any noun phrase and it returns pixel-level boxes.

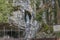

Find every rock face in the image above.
[8,0,39,40]
[8,0,33,29]
[8,10,25,29]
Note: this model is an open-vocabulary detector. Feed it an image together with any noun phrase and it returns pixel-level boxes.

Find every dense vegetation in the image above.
[0,0,13,23]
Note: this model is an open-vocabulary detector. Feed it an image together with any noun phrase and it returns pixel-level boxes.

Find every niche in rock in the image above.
[24,10,31,22]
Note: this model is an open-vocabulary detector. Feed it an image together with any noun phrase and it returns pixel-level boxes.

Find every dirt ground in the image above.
[0,37,58,40]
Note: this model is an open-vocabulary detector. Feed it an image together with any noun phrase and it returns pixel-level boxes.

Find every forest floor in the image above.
[0,37,58,40]
[0,23,58,40]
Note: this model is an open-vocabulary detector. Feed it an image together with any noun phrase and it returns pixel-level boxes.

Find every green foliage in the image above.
[44,25,53,34]
[0,0,13,23]
[36,0,40,9]
[41,23,53,34]
[55,32,60,37]
[36,10,43,22]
